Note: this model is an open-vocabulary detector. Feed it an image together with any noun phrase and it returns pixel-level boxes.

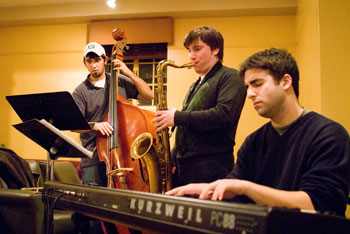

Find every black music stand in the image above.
[14,119,92,180]
[6,91,92,181]
[6,91,90,130]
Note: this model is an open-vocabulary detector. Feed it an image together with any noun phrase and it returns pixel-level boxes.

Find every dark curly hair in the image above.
[239,48,300,98]
[183,25,224,62]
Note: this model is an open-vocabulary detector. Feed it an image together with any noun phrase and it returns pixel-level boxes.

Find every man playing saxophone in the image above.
[152,25,246,187]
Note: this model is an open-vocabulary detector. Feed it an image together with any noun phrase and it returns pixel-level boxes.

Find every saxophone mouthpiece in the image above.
[183,62,195,69]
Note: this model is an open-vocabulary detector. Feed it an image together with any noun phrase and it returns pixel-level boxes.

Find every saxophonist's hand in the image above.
[151,108,176,132]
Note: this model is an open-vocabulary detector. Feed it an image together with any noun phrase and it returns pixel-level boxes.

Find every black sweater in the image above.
[174,62,246,159]
[227,111,350,216]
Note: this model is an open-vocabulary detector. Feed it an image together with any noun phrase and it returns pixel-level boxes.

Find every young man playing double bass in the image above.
[73,42,153,187]
[72,42,153,234]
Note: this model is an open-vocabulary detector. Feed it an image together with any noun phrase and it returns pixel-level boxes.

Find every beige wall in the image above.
[296,0,321,112]
[296,0,350,132]
[319,0,350,131]
[0,24,88,159]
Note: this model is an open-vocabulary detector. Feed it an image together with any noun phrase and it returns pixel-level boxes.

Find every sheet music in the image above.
[13,118,93,159]
[38,119,93,159]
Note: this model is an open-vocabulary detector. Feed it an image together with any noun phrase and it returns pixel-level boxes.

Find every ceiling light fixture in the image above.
[107,0,116,8]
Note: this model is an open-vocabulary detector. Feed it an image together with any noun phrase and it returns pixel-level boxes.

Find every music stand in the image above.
[6,91,92,180]
[6,91,90,130]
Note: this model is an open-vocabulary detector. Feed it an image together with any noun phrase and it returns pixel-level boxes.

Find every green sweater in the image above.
[173,62,246,160]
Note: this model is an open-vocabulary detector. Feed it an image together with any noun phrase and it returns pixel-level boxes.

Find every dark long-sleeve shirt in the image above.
[174,61,246,159]
[227,111,350,216]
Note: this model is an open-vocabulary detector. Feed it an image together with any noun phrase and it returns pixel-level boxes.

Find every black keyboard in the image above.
[43,181,350,234]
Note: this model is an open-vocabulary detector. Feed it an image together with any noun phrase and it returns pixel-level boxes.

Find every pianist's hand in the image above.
[199,179,248,201]
[165,183,209,198]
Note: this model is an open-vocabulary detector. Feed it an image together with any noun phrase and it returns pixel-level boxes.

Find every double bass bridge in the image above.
[107,167,134,185]
[107,167,134,177]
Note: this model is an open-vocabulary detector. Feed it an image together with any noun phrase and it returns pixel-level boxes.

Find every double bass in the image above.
[96,28,156,191]
[96,28,156,233]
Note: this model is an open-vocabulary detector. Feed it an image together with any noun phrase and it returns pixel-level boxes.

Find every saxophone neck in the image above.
[157,59,194,70]
[181,62,195,69]
[156,59,194,111]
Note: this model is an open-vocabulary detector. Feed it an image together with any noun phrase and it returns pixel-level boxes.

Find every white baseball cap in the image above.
[83,42,106,57]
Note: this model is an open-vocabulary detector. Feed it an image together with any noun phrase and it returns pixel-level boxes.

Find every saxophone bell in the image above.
[130,132,160,193]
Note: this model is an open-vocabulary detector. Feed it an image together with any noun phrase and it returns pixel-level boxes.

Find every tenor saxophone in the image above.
[130,59,193,194]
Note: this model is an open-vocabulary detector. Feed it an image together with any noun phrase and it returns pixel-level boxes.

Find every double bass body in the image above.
[97,96,156,191]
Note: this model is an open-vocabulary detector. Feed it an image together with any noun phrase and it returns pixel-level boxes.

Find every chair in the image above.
[0,147,34,189]
[0,188,45,234]
[0,148,87,234]
[37,160,82,184]
[26,159,43,187]
[54,161,81,184]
